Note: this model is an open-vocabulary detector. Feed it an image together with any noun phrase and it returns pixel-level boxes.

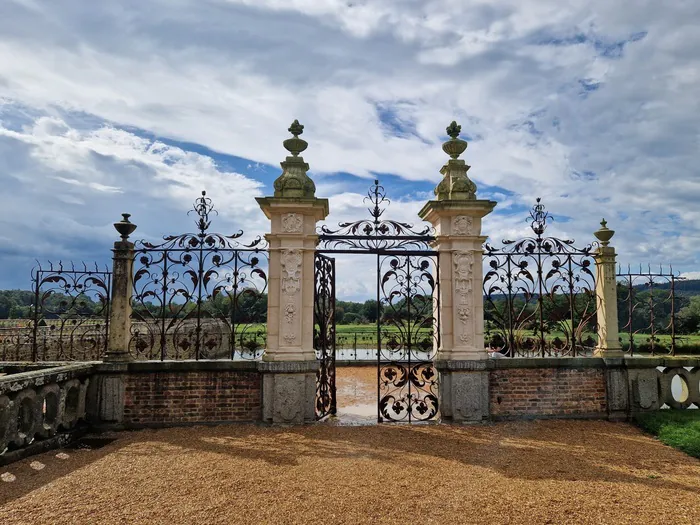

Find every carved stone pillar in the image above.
[593,219,623,359]
[418,121,496,422]
[104,214,137,362]
[256,120,329,424]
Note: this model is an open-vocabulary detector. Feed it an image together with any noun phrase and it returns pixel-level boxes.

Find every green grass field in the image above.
[634,411,700,459]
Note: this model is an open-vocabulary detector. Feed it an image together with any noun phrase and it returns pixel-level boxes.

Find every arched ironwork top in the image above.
[484,198,595,256]
[317,180,435,253]
[134,191,267,252]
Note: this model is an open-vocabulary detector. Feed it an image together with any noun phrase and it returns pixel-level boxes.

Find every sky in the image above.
[0,0,699,300]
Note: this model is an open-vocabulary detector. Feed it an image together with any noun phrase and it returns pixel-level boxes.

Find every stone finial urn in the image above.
[114,213,137,240]
[282,119,308,157]
[273,119,316,198]
[594,218,615,246]
[442,121,468,159]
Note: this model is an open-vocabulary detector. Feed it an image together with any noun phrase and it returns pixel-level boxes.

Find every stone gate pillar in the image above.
[418,122,496,422]
[593,220,623,358]
[256,120,329,424]
[104,214,137,362]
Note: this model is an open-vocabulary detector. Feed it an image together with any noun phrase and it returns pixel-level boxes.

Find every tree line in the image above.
[2,280,700,334]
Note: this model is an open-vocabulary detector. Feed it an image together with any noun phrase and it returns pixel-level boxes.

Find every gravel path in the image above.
[1,420,699,524]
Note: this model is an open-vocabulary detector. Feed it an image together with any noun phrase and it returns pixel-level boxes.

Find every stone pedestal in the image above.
[86,363,128,425]
[256,120,327,423]
[419,121,497,422]
[603,358,629,421]
[437,360,490,422]
[260,362,317,424]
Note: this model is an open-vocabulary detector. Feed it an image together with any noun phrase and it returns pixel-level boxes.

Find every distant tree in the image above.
[678,296,700,334]
[343,312,362,324]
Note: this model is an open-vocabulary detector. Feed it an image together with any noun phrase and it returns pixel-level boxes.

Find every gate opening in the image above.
[313,180,440,423]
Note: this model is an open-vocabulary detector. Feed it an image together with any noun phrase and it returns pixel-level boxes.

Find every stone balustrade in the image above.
[627,357,700,411]
[0,363,95,461]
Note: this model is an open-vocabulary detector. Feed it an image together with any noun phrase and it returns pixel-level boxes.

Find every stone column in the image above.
[92,214,136,427]
[256,120,329,424]
[418,121,496,422]
[103,214,137,362]
[593,220,623,358]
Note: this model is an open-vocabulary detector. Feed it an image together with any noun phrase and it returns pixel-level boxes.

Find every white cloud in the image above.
[0,111,266,287]
[0,0,698,292]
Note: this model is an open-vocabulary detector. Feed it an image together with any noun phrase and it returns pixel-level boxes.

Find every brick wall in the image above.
[123,370,261,425]
[490,367,607,419]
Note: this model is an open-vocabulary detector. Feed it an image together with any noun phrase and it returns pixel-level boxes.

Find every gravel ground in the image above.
[1,419,699,524]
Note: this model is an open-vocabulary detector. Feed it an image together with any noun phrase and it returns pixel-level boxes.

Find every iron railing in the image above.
[483,199,598,357]
[617,266,687,356]
[130,191,268,361]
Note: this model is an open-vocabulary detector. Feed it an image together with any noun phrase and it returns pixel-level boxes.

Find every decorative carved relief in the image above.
[453,251,474,345]
[452,216,474,236]
[284,303,296,323]
[275,376,303,423]
[283,303,297,344]
[282,213,304,233]
[281,249,302,295]
[453,251,474,299]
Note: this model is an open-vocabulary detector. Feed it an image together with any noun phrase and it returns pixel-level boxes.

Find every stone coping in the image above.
[437,356,700,371]
[96,360,261,374]
[0,362,96,395]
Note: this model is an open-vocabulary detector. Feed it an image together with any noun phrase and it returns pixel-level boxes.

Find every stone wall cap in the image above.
[489,357,606,369]
[435,359,492,371]
[120,359,261,373]
[0,362,96,395]
[258,360,319,373]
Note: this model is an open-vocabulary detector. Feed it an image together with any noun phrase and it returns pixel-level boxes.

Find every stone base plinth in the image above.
[259,361,318,424]
[603,358,629,421]
[436,360,490,423]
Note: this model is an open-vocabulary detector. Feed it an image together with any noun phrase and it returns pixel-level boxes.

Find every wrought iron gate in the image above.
[376,254,439,422]
[314,253,337,419]
[483,199,597,357]
[316,180,440,422]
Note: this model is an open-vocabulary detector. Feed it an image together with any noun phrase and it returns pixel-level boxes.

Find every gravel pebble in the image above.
[0,420,698,524]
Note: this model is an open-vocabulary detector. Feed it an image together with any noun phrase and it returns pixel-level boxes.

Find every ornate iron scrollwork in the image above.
[29,262,111,361]
[378,255,439,422]
[617,266,685,356]
[483,199,597,357]
[130,191,268,360]
[316,179,440,423]
[318,180,434,252]
[314,254,336,419]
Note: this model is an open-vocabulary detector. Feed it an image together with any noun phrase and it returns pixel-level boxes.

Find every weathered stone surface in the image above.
[629,368,660,411]
[262,372,316,424]
[605,366,629,421]
[441,370,489,422]
[98,376,125,423]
